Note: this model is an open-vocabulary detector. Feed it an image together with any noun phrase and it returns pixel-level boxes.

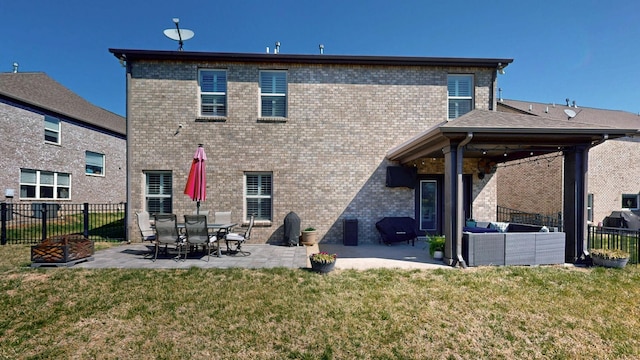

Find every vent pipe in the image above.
[12,62,18,73]
[319,44,324,54]
[274,41,280,54]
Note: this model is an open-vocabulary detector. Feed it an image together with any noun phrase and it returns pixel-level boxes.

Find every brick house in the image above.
[497,99,640,225]
[110,48,635,265]
[0,71,126,206]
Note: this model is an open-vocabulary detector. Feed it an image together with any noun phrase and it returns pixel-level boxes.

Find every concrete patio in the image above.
[72,241,450,270]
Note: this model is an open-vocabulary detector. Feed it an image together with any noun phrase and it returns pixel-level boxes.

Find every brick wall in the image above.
[127,60,496,243]
[0,99,126,205]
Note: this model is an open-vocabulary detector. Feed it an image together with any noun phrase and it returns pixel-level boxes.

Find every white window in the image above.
[20,169,71,199]
[44,115,60,144]
[448,75,473,119]
[260,71,287,117]
[145,172,172,214]
[245,172,272,221]
[85,151,105,175]
[199,69,227,117]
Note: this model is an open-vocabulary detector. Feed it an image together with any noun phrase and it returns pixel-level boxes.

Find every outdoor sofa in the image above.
[462,222,565,266]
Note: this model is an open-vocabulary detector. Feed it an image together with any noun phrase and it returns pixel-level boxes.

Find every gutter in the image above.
[455,132,473,268]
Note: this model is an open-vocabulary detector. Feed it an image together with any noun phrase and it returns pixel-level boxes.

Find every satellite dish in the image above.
[163,18,195,51]
[564,109,576,119]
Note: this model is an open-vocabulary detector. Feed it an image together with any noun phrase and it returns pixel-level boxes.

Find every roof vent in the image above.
[566,98,570,106]
[319,44,324,54]
[545,106,549,113]
[529,104,533,111]
[274,41,281,54]
[572,100,577,108]
[12,62,18,73]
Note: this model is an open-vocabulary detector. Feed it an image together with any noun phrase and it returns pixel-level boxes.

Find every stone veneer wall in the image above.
[127,60,496,243]
[0,99,126,205]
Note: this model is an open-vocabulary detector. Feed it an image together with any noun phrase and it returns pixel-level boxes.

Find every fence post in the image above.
[83,203,89,238]
[41,203,47,241]
[123,202,128,243]
[1,203,6,245]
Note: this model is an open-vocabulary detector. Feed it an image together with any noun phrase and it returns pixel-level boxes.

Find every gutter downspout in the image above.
[455,132,473,268]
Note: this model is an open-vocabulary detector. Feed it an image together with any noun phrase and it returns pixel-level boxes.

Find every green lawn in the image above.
[1,244,639,359]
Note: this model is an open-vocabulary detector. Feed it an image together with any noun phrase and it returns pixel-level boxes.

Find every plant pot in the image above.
[433,250,444,260]
[300,230,317,246]
[592,255,629,269]
[310,260,336,273]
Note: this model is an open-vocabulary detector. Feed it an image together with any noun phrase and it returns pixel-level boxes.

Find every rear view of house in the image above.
[111,48,636,266]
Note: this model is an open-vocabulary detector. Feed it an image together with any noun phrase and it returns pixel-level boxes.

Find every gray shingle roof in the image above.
[0,72,125,136]
[498,99,640,130]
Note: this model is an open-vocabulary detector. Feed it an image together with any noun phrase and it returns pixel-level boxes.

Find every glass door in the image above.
[420,180,438,232]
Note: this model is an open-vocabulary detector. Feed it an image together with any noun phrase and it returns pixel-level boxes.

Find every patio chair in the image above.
[183,214,219,261]
[135,211,156,242]
[152,214,186,261]
[225,215,254,256]
[192,209,210,221]
[214,210,233,237]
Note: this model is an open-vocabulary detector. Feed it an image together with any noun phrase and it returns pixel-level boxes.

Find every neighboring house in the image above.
[497,99,640,226]
[0,71,126,207]
[109,48,635,265]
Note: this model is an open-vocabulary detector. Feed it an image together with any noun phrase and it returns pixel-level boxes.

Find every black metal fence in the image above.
[1,202,126,245]
[496,206,563,231]
[588,225,639,265]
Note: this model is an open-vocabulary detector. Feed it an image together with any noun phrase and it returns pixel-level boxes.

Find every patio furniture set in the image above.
[136,211,253,262]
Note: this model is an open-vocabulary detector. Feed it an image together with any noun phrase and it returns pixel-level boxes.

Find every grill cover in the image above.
[375,217,417,246]
[284,211,301,246]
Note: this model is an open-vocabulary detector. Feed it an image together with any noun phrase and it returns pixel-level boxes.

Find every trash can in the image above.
[284,211,301,246]
[343,218,358,246]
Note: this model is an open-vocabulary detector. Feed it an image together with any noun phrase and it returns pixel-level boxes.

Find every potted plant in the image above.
[309,252,337,273]
[590,248,630,268]
[300,227,318,246]
[428,235,445,260]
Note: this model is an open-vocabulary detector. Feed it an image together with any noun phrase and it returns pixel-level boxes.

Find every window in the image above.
[245,173,272,221]
[85,151,105,175]
[260,71,287,117]
[145,172,172,214]
[44,115,60,144]
[20,169,70,199]
[199,69,227,117]
[622,194,639,209]
[448,75,473,119]
[587,193,594,222]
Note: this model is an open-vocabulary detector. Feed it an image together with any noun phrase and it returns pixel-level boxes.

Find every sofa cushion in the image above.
[506,223,543,233]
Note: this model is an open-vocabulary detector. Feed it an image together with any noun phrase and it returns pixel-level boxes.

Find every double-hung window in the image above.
[145,172,172,214]
[260,71,287,118]
[20,169,70,199]
[448,75,473,119]
[199,69,227,117]
[85,151,105,175]
[44,115,60,144]
[245,172,272,221]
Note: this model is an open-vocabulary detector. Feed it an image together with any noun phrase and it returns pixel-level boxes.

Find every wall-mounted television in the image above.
[385,166,417,188]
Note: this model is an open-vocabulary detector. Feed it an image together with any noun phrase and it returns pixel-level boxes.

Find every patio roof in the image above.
[387,109,638,165]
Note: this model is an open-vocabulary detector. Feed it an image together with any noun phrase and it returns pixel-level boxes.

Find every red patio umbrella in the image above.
[184,144,207,214]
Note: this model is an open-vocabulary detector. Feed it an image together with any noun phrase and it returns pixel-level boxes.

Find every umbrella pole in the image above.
[196,201,200,215]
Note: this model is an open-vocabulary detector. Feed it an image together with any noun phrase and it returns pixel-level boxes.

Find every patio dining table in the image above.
[177,222,237,257]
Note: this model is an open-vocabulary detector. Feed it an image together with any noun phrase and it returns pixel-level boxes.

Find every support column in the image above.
[563,145,589,263]
[443,145,459,266]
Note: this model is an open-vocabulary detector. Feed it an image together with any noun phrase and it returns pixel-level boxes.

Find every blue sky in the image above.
[3,0,639,117]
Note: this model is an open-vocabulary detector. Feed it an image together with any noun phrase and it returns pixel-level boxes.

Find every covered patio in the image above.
[387,109,637,267]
